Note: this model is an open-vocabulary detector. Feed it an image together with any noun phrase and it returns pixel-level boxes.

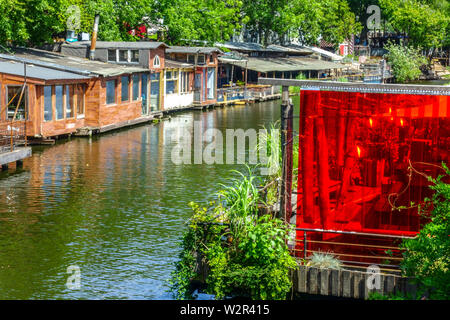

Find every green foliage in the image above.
[368,291,410,300]
[384,42,427,83]
[379,0,450,50]
[242,0,362,46]
[170,167,297,300]
[307,252,343,269]
[158,0,246,45]
[400,163,450,300]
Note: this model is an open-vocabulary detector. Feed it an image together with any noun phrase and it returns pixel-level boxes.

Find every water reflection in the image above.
[0,99,285,299]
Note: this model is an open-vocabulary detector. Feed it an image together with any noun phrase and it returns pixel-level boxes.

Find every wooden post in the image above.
[315,93,330,229]
[301,91,315,223]
[280,86,293,222]
[336,92,347,176]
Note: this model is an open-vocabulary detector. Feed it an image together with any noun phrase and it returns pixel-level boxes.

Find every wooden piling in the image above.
[300,91,315,223]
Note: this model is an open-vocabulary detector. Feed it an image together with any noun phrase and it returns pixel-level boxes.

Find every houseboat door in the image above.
[150,72,160,112]
[141,73,149,115]
[194,72,202,104]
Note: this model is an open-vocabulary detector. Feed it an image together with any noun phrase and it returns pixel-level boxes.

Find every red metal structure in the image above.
[294,88,449,268]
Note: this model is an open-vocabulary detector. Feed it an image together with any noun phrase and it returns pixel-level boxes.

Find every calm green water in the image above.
[0,99,293,299]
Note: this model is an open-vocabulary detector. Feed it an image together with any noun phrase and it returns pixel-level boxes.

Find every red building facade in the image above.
[296,89,449,235]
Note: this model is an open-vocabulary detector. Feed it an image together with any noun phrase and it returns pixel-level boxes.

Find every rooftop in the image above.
[164,59,194,69]
[218,56,345,73]
[166,46,222,54]
[217,42,313,55]
[0,59,90,81]
[2,47,149,77]
[62,41,168,50]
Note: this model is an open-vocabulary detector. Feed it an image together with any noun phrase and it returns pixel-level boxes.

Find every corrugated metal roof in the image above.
[287,44,343,61]
[62,41,168,49]
[164,59,194,69]
[4,48,149,77]
[167,46,222,54]
[218,41,281,52]
[0,60,90,80]
[218,56,345,72]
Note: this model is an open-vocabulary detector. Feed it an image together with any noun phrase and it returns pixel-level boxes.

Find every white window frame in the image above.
[153,55,160,68]
[109,49,140,64]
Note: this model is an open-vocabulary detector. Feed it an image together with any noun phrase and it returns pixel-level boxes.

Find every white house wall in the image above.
[165,92,194,109]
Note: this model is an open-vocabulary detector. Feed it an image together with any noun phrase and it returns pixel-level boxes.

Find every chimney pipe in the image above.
[89,14,100,60]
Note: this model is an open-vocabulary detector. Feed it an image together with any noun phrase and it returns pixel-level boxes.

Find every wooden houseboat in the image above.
[1,48,152,138]
[166,46,222,107]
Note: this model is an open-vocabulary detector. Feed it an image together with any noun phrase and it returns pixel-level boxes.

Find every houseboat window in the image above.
[44,85,53,122]
[180,71,189,93]
[108,49,117,62]
[106,80,116,104]
[153,55,160,67]
[132,74,140,100]
[197,54,205,64]
[76,84,85,116]
[209,54,214,63]
[6,85,28,120]
[119,50,128,62]
[131,50,139,63]
[150,72,160,81]
[187,55,195,64]
[165,70,178,94]
[55,85,64,120]
[65,85,74,118]
[121,76,129,102]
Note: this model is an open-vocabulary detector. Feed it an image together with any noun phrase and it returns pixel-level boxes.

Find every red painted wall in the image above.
[296,90,450,236]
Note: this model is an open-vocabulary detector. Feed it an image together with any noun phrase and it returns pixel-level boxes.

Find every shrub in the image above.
[400,163,450,299]
[307,252,342,270]
[170,168,297,300]
[384,43,427,83]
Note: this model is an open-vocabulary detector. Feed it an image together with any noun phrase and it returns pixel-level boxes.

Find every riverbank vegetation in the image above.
[399,163,450,299]
[371,162,450,300]
[384,43,427,83]
[169,125,299,300]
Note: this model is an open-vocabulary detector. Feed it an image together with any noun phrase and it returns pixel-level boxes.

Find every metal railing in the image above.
[0,121,26,154]
[291,227,416,271]
[217,85,278,103]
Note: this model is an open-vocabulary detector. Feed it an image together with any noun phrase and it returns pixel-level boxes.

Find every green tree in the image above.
[155,0,245,45]
[401,164,450,299]
[379,0,449,52]
[384,42,427,82]
[242,0,361,47]
[0,0,28,45]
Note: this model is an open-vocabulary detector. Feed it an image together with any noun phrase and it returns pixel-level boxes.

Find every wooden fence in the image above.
[291,265,418,299]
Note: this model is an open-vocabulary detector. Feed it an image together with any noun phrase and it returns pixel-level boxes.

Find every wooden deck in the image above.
[0,147,32,168]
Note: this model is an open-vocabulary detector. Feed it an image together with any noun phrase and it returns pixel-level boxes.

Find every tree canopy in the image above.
[1,0,446,50]
[379,0,449,50]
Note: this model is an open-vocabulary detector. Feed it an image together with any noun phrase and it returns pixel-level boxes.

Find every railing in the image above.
[217,85,279,103]
[291,227,416,272]
[0,121,26,154]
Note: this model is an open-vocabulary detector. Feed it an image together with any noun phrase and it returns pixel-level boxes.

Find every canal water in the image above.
[0,98,295,299]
